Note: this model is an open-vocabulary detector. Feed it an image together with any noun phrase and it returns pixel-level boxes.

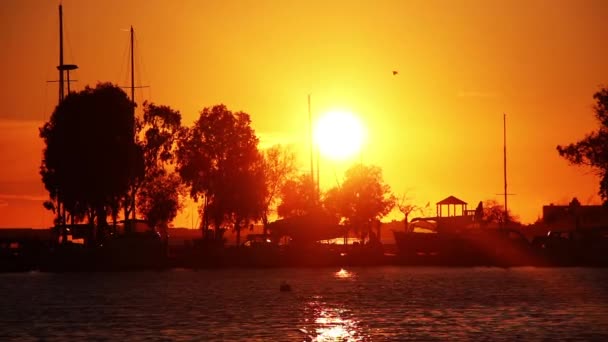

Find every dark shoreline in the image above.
[3,247,608,273]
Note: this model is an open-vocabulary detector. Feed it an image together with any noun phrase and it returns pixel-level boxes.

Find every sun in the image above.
[314,110,365,160]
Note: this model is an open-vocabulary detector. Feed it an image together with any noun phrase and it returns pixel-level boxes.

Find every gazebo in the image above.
[436,196,467,217]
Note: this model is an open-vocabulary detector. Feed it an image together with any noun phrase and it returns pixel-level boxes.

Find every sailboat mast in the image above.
[316,139,320,200]
[130,26,135,103]
[503,113,508,223]
[308,94,314,188]
[56,4,64,227]
[130,26,136,221]
[58,5,64,102]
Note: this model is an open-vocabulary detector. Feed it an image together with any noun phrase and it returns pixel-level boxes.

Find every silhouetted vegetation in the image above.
[40,83,141,240]
[136,102,184,233]
[481,200,519,226]
[558,87,608,201]
[260,144,297,233]
[176,105,265,246]
[324,164,395,243]
[397,193,428,230]
[277,173,319,218]
[26,4,608,271]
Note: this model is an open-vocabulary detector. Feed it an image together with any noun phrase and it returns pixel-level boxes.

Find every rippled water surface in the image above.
[1,267,608,341]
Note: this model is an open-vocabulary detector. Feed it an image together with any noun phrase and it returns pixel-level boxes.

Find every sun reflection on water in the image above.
[334,268,355,279]
[302,298,366,341]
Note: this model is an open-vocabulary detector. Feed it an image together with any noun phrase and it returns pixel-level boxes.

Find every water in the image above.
[1,267,608,341]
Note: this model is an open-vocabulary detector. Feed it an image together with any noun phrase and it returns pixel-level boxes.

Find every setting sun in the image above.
[314,110,365,161]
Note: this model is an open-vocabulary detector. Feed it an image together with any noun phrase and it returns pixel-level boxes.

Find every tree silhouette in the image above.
[261,144,297,233]
[481,200,518,226]
[325,164,395,243]
[558,87,608,201]
[136,102,184,234]
[277,173,318,218]
[138,172,183,231]
[323,186,344,221]
[176,105,265,245]
[397,193,427,231]
[40,83,141,241]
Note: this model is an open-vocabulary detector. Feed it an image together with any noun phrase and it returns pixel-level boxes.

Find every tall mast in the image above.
[130,26,136,221]
[316,139,320,200]
[503,113,508,223]
[308,94,314,189]
[58,5,64,102]
[56,4,64,227]
[121,26,149,221]
[130,26,135,104]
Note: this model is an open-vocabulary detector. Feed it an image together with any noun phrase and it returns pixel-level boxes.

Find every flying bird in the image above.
[392,70,398,76]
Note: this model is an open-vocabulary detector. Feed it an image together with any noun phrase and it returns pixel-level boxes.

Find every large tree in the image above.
[277,173,318,218]
[261,144,297,232]
[176,105,265,245]
[558,87,608,200]
[325,164,395,243]
[40,83,141,240]
[136,102,184,233]
[138,172,183,231]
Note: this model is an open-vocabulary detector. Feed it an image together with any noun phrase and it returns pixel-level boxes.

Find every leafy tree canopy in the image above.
[40,83,141,226]
[277,173,318,218]
[176,105,265,244]
[136,102,184,229]
[558,87,608,200]
[138,173,184,230]
[261,144,297,224]
[480,200,519,226]
[139,101,182,176]
[324,164,395,237]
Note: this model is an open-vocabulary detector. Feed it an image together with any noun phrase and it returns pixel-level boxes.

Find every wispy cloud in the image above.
[0,194,47,202]
[257,132,302,149]
[0,118,45,129]
[457,91,499,98]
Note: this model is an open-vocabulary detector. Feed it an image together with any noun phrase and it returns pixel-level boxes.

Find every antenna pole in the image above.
[503,113,508,223]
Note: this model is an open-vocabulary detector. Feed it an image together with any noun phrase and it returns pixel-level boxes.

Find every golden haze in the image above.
[1,0,608,227]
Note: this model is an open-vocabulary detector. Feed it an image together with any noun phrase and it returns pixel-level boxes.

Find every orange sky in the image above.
[1,0,608,228]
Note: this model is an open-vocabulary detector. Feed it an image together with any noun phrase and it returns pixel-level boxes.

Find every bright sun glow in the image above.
[314,110,365,160]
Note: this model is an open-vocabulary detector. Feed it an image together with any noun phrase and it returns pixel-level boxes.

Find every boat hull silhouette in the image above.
[393,228,534,266]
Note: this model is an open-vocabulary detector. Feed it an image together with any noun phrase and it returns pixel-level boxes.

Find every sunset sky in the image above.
[1,0,608,228]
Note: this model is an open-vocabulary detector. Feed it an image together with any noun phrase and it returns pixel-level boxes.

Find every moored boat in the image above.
[393,196,534,266]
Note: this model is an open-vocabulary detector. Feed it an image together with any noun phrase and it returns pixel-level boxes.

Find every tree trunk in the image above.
[235,218,242,247]
[131,188,136,221]
[96,205,107,244]
[61,216,68,245]
[112,207,117,234]
[160,224,168,257]
[262,215,268,236]
[124,201,129,227]
[202,197,209,239]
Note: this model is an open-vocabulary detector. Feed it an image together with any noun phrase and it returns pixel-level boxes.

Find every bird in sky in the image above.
[392,70,398,76]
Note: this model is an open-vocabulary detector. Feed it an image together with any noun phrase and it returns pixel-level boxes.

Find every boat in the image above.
[267,211,345,244]
[392,114,537,266]
[393,196,534,266]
